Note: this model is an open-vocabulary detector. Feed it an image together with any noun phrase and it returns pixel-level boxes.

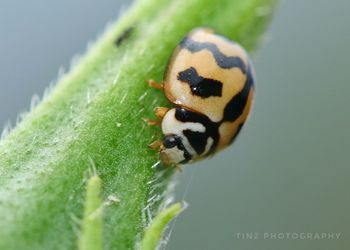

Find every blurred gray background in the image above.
[1,0,349,249]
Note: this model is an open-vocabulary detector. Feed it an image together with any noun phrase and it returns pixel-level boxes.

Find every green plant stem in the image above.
[0,0,277,249]
[141,202,185,250]
[79,175,103,250]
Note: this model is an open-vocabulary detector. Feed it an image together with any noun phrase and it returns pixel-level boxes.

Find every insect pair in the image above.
[146,28,255,167]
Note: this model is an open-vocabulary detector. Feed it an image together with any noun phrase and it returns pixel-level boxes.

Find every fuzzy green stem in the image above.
[0,0,277,249]
[141,202,185,250]
[79,175,103,250]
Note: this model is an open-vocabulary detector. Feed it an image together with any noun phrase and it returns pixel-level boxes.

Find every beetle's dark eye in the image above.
[163,134,180,148]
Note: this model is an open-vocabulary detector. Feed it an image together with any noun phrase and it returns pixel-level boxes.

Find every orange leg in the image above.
[142,118,161,126]
[143,106,169,126]
[148,140,162,150]
[154,107,169,119]
[147,79,163,90]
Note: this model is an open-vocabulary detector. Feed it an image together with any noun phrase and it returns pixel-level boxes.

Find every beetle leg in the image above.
[154,107,169,120]
[147,79,163,90]
[148,140,162,150]
[142,118,161,126]
[142,107,168,126]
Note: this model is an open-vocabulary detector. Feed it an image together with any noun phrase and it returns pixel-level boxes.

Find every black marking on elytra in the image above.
[180,36,247,74]
[177,67,223,98]
[222,65,254,122]
[183,130,207,155]
[115,26,135,46]
[163,134,192,163]
[175,107,220,156]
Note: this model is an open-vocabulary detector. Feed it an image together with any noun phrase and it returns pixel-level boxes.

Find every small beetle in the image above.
[147,28,255,166]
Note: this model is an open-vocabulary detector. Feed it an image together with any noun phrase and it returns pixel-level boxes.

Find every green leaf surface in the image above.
[0,0,277,249]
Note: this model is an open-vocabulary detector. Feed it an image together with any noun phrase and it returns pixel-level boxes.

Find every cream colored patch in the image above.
[203,137,214,155]
[160,146,186,165]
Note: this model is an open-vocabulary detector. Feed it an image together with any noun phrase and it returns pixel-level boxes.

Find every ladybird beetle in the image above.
[147,28,254,166]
